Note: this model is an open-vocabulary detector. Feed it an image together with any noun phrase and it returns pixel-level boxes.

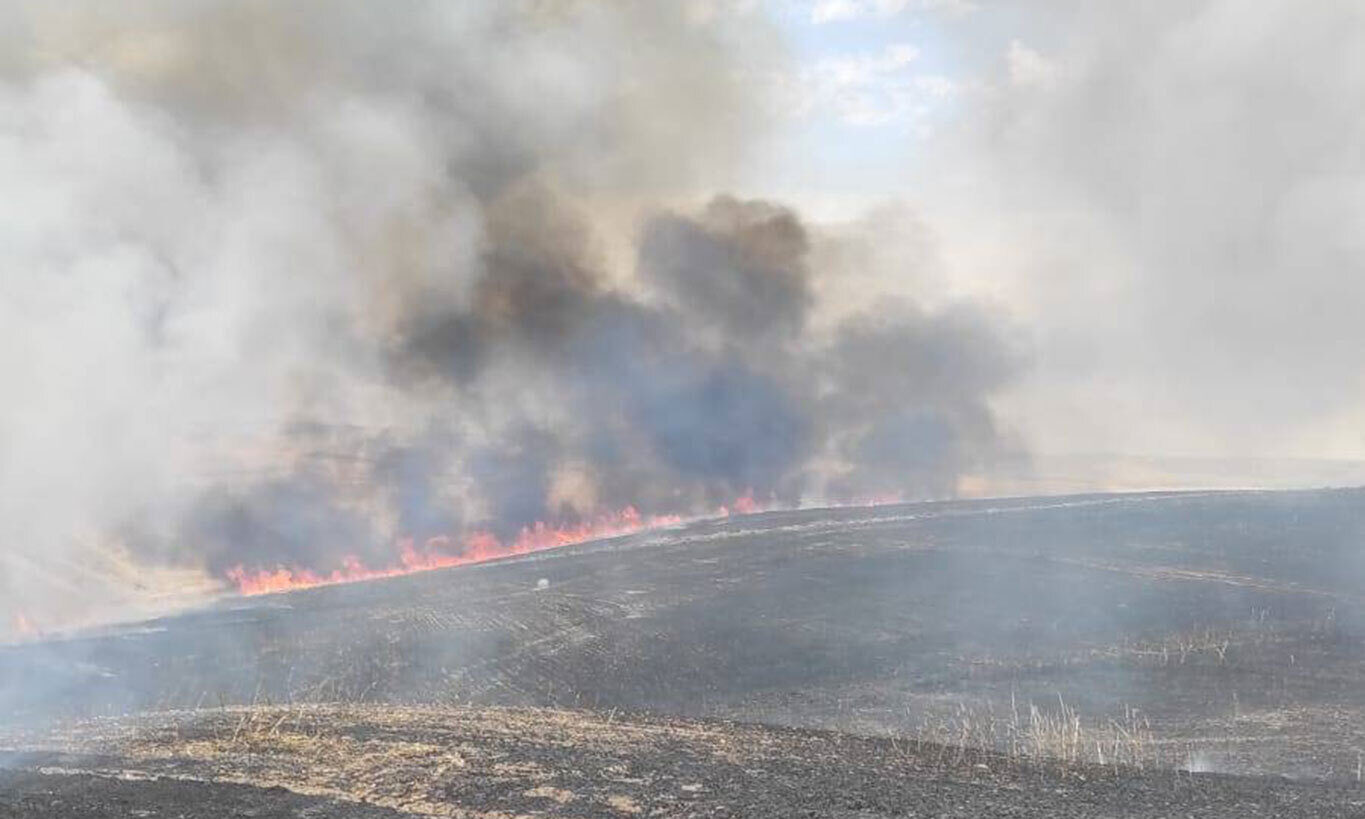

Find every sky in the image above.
[749,0,1365,463]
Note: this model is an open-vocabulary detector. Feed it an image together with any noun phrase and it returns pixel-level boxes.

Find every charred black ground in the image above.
[7,489,1365,815]
[6,705,1365,818]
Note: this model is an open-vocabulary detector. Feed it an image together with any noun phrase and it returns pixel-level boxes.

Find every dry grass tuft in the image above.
[912,694,1161,771]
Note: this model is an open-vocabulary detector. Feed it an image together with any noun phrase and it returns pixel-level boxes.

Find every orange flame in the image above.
[717,490,760,517]
[223,491,906,597]
[10,611,38,640]
[226,503,704,596]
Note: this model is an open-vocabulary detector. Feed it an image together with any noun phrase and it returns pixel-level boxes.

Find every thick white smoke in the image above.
[0,1,1021,634]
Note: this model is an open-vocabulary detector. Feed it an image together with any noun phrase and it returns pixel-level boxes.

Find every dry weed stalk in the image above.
[912,694,1161,772]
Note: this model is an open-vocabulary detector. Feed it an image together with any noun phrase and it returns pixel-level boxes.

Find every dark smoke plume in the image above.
[0,0,1023,631]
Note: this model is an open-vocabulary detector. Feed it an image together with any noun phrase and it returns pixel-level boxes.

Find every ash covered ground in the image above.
[7,488,1365,816]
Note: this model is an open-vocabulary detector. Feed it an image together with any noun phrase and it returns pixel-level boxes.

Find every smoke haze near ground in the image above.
[0,1,1024,632]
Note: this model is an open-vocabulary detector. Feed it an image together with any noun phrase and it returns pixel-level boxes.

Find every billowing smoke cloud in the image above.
[0,0,1022,632]
[640,196,813,342]
[919,0,1365,463]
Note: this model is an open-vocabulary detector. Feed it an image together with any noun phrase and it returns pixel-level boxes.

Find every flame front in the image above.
[226,504,697,596]
[223,492,908,597]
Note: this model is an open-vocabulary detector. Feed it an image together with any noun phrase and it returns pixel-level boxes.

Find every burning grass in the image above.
[221,492,901,596]
[225,505,690,595]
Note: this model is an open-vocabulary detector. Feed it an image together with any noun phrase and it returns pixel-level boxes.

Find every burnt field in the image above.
[7,704,1365,818]
[7,488,1365,815]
